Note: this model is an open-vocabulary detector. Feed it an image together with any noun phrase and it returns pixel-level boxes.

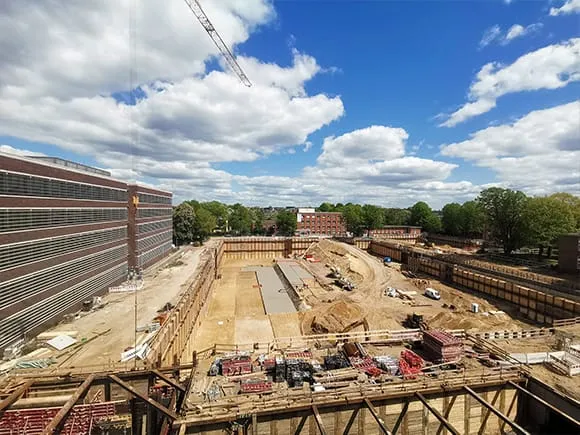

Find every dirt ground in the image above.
[189,259,305,351]
[298,240,529,335]
[490,330,580,401]
[33,245,206,368]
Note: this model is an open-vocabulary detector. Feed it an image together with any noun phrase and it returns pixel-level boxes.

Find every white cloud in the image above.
[479,25,502,48]
[317,126,407,166]
[0,55,344,165]
[0,0,275,101]
[479,23,543,49]
[441,38,580,126]
[504,23,543,42]
[550,0,580,16]
[138,125,473,208]
[441,101,580,195]
[0,145,45,157]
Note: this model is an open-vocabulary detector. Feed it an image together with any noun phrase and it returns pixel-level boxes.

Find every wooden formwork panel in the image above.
[183,385,518,434]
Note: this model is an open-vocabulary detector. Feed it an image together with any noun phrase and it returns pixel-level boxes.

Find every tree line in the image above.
[173,201,297,244]
[319,189,580,254]
[173,189,579,254]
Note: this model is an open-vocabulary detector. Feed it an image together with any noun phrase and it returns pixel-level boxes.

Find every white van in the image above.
[424,288,441,300]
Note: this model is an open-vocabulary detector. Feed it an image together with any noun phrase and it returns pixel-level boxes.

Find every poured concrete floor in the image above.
[189,259,303,351]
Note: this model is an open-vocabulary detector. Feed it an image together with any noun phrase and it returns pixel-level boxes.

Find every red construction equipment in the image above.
[348,357,383,377]
[0,402,117,435]
[399,350,424,379]
[240,380,273,394]
[221,355,252,377]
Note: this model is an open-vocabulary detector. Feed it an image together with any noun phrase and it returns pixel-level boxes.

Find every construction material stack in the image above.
[399,350,424,379]
[423,330,464,363]
[221,355,252,376]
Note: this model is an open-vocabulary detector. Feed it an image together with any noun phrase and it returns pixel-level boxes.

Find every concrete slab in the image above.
[254,267,296,314]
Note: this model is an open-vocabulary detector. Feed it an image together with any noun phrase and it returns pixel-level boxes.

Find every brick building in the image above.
[558,233,580,274]
[0,153,173,349]
[296,208,346,236]
[367,226,422,240]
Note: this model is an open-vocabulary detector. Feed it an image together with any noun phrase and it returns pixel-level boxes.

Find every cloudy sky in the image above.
[0,0,579,208]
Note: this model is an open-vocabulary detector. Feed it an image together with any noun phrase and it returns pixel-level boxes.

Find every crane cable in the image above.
[129,0,139,369]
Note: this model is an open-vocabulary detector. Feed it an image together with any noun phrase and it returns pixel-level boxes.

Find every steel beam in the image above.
[392,400,409,434]
[312,404,328,435]
[42,374,95,435]
[508,381,580,429]
[363,398,392,434]
[0,380,33,412]
[415,393,460,435]
[109,375,178,420]
[152,369,186,392]
[463,386,530,435]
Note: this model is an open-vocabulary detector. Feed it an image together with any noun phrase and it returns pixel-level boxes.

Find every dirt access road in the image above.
[300,240,530,333]
[42,245,207,369]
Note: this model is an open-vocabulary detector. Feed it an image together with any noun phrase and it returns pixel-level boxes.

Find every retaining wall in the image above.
[183,383,520,434]
[369,240,580,324]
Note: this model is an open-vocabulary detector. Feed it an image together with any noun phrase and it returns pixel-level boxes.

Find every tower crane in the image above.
[183,0,252,87]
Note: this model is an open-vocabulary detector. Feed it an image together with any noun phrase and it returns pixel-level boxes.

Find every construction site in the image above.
[1,236,579,434]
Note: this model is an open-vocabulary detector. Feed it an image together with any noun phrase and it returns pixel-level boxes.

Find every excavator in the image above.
[403,313,429,330]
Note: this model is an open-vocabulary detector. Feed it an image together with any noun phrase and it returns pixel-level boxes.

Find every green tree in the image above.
[201,201,229,231]
[424,213,442,233]
[276,210,297,236]
[477,187,528,254]
[383,208,411,226]
[342,204,364,236]
[228,203,253,235]
[334,203,345,213]
[523,196,576,257]
[361,204,383,233]
[172,202,196,245]
[408,201,440,233]
[192,207,216,242]
[458,201,485,237]
[550,193,580,230]
[441,203,462,236]
[318,202,335,212]
[251,208,265,235]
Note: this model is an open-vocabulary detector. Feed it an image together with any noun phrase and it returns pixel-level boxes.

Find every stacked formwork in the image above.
[423,330,464,362]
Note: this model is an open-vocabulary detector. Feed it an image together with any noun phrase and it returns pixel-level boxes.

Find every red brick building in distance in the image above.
[0,153,173,350]
[296,208,346,236]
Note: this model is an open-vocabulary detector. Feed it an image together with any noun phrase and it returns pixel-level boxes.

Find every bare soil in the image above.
[35,245,207,368]
[189,258,304,351]
[298,240,529,334]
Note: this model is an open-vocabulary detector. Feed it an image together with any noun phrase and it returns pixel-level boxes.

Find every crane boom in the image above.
[183,0,252,87]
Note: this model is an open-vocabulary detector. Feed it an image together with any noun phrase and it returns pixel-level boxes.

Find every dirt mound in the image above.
[310,300,365,334]
[319,239,348,256]
[427,311,520,331]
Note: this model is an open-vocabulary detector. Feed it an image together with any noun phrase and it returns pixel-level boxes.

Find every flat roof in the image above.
[28,156,111,177]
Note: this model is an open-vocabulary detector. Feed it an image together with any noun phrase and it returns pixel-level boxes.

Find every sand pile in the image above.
[427,311,519,331]
[310,300,365,334]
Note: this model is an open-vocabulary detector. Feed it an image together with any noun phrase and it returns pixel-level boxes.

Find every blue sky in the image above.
[0,0,579,208]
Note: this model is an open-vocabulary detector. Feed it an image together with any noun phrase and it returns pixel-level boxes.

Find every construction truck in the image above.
[403,313,429,330]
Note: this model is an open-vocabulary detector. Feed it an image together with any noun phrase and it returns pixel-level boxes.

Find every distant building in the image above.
[127,184,173,270]
[296,208,346,236]
[558,233,580,274]
[368,226,422,240]
[0,152,173,349]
